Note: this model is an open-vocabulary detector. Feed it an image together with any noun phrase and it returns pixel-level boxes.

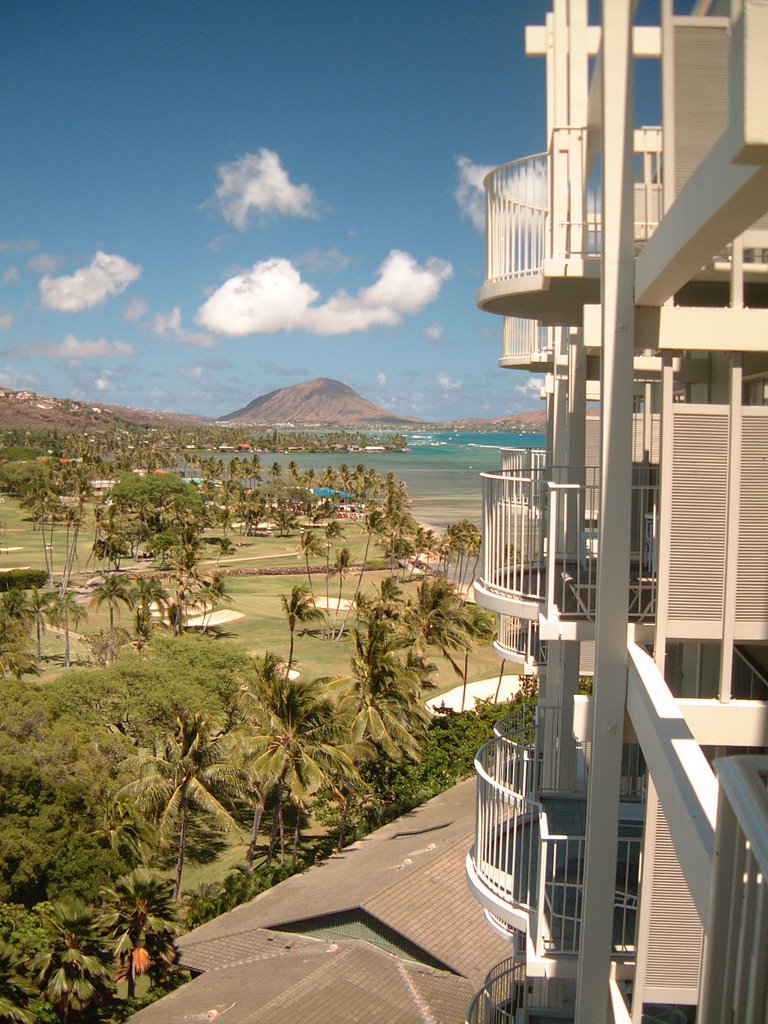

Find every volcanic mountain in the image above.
[220,378,423,427]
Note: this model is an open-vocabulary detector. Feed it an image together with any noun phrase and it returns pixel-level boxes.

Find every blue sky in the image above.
[0,1,556,422]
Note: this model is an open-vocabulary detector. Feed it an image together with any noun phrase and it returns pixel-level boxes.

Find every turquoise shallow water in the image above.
[261,430,546,528]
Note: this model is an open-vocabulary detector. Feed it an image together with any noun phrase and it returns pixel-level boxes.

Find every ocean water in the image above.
[261,431,546,527]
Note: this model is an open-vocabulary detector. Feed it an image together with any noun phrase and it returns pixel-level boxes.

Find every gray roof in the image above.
[130,779,510,1023]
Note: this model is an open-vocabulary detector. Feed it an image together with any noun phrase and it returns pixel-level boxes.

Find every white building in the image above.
[466,2,768,1022]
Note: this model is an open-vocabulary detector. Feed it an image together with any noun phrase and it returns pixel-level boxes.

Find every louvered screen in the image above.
[668,408,728,624]
[736,410,768,621]
[643,801,704,998]
[673,21,729,196]
[585,416,600,468]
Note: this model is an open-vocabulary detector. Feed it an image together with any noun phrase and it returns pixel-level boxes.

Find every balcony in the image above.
[500,318,554,369]
[495,614,545,673]
[467,705,643,960]
[476,465,659,629]
[478,127,663,324]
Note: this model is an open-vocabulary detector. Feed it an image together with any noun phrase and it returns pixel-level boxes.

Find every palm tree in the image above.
[33,898,113,1022]
[88,572,135,632]
[329,546,351,639]
[243,675,362,865]
[125,711,249,899]
[131,576,168,647]
[28,586,53,662]
[298,529,324,597]
[459,602,496,711]
[323,520,345,613]
[0,940,35,1024]
[333,618,432,761]
[280,585,325,671]
[43,591,87,668]
[403,576,475,680]
[99,868,178,999]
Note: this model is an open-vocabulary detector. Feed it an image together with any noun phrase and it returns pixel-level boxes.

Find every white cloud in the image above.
[437,372,462,392]
[454,155,493,232]
[515,375,545,399]
[0,364,38,388]
[298,248,353,273]
[27,252,61,274]
[39,251,141,312]
[376,372,387,386]
[123,297,148,322]
[153,306,184,338]
[0,314,13,330]
[154,305,218,348]
[181,365,204,380]
[211,149,318,230]
[2,267,19,286]
[197,250,452,338]
[28,335,136,359]
[424,323,445,346]
[94,377,111,392]
[0,240,39,255]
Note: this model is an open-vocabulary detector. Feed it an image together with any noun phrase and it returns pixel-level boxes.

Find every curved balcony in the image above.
[479,127,663,323]
[465,956,527,1024]
[468,707,643,958]
[495,615,544,673]
[476,466,659,627]
[500,317,554,370]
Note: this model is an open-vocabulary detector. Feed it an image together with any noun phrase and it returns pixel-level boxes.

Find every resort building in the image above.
[466,2,768,1023]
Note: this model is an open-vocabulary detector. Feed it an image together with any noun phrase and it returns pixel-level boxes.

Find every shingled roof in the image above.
[129,778,510,1023]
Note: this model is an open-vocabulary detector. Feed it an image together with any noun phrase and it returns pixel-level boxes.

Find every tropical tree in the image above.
[28,586,53,662]
[242,675,362,865]
[334,618,432,761]
[125,711,249,899]
[329,546,352,639]
[403,576,475,679]
[323,520,345,613]
[33,898,113,1022]
[280,585,325,672]
[298,529,324,597]
[131,577,169,648]
[459,602,496,710]
[88,573,135,632]
[99,868,178,999]
[0,940,35,1024]
[42,591,87,668]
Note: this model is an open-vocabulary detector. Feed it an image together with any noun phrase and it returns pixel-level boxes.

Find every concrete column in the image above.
[575,1,636,1020]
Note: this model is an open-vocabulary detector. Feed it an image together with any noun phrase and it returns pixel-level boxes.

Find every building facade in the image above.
[466,2,768,1022]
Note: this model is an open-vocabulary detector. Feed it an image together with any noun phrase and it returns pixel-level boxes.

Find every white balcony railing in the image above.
[501,317,553,362]
[480,468,548,603]
[496,614,544,669]
[500,447,548,474]
[484,127,663,286]
[471,707,642,957]
[699,755,768,1024]
[465,957,527,1024]
[485,153,548,283]
[480,465,659,622]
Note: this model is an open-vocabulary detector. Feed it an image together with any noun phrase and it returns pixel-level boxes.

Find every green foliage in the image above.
[44,635,252,743]
[0,461,49,497]
[0,570,48,593]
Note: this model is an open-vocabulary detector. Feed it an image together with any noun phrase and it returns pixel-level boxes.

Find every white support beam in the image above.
[677,698,768,748]
[636,1,768,306]
[636,305,768,352]
[525,24,661,57]
[626,643,718,920]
